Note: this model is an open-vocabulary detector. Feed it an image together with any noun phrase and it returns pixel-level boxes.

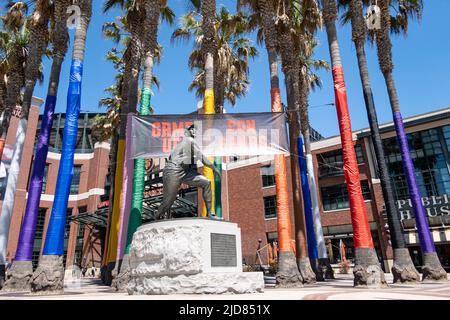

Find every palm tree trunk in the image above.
[105,8,143,285]
[297,130,321,279]
[258,0,301,287]
[298,60,333,279]
[113,0,160,292]
[322,0,386,287]
[348,0,418,283]
[30,0,92,294]
[375,0,446,282]
[303,126,334,279]
[297,63,327,281]
[103,65,130,286]
[214,72,225,114]
[201,0,218,218]
[275,0,315,284]
[101,131,118,283]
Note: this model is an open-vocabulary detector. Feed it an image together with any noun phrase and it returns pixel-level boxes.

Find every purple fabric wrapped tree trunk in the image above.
[15,95,57,261]
[393,111,435,253]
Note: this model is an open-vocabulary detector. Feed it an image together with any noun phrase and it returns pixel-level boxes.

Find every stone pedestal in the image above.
[127,218,264,295]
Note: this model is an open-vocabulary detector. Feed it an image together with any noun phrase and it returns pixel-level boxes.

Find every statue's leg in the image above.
[157,171,182,219]
[183,172,212,216]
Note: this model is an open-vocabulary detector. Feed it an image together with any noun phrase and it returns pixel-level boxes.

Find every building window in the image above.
[77,223,86,239]
[70,165,82,195]
[264,196,277,219]
[266,232,278,244]
[78,206,87,214]
[443,125,450,154]
[383,126,450,200]
[42,164,49,194]
[32,208,47,270]
[318,145,365,178]
[34,208,47,239]
[77,207,87,238]
[321,180,372,211]
[75,206,87,268]
[261,164,275,187]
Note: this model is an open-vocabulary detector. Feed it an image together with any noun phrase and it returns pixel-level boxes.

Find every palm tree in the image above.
[296,32,334,281]
[299,54,335,279]
[200,0,216,111]
[173,8,258,110]
[274,0,318,284]
[0,2,27,152]
[337,0,420,283]
[102,1,168,287]
[198,0,219,219]
[101,1,145,286]
[375,0,446,281]
[321,0,386,287]
[289,0,335,281]
[91,20,127,282]
[30,0,92,294]
[113,0,174,292]
[0,1,28,289]
[3,0,70,292]
[237,0,303,287]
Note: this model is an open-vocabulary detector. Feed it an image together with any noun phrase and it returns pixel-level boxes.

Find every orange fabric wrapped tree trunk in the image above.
[322,0,386,288]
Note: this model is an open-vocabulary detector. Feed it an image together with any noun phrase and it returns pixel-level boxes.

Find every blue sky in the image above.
[31,0,450,138]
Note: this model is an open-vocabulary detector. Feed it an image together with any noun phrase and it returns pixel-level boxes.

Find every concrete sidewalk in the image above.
[0,274,449,300]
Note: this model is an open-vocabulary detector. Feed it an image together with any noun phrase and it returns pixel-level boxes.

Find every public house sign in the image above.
[397,194,450,220]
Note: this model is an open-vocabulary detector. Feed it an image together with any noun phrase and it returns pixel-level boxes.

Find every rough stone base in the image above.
[111,255,130,292]
[391,248,420,283]
[310,258,324,281]
[2,260,33,292]
[127,272,264,295]
[298,257,316,284]
[30,255,65,295]
[276,251,303,288]
[353,248,388,288]
[422,252,448,282]
[319,258,335,279]
[0,264,5,290]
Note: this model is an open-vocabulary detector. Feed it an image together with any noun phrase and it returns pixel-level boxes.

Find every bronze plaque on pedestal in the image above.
[211,233,237,267]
